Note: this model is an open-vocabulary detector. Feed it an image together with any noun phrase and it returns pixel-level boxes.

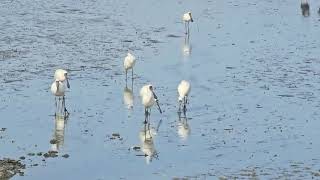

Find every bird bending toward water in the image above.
[178,80,191,112]
[182,12,193,35]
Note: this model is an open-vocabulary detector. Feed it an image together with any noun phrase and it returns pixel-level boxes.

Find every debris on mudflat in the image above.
[27,153,35,156]
[0,158,25,179]
[62,154,69,158]
[0,128,6,132]
[110,133,121,140]
[43,151,58,158]
[112,133,120,137]
[129,146,141,151]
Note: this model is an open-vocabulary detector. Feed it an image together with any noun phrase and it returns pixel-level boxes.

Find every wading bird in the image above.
[182,12,194,35]
[124,53,136,82]
[51,80,69,116]
[140,84,162,123]
[54,69,70,88]
[178,80,191,112]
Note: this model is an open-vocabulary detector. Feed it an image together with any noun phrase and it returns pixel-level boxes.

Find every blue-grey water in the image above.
[1,0,320,179]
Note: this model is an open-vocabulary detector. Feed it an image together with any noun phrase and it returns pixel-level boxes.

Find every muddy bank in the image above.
[0,158,25,179]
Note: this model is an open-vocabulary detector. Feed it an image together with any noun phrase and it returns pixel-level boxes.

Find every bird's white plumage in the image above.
[182,12,193,22]
[140,84,156,108]
[178,80,191,101]
[124,53,136,71]
[54,69,68,81]
[51,80,66,96]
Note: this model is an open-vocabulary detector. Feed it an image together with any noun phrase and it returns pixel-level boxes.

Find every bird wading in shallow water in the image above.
[51,80,69,117]
[54,69,70,89]
[124,53,136,84]
[178,80,191,112]
[182,12,194,35]
[140,84,162,123]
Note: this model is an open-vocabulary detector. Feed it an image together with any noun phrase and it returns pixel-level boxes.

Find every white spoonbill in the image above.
[124,53,136,81]
[178,80,191,103]
[182,12,193,35]
[54,69,70,88]
[140,84,162,122]
[51,80,69,116]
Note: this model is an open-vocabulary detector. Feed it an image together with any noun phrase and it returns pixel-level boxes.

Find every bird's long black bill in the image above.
[66,78,70,88]
[156,100,162,114]
[152,91,162,114]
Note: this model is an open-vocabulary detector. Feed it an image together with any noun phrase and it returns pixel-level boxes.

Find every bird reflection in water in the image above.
[301,0,310,17]
[51,115,68,151]
[177,109,191,140]
[139,122,159,164]
[123,85,134,109]
[182,34,192,57]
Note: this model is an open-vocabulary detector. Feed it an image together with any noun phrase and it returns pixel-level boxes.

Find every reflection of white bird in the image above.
[54,69,70,88]
[123,87,134,109]
[177,116,190,140]
[124,53,136,80]
[182,12,193,34]
[178,80,191,102]
[139,124,157,164]
[182,38,191,56]
[140,84,162,121]
[51,115,67,151]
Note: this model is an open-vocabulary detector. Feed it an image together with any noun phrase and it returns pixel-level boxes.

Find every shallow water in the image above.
[1,0,320,179]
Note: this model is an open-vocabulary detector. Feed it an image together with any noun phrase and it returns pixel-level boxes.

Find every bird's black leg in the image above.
[144,108,148,124]
[63,96,69,117]
[185,23,187,34]
[132,68,134,79]
[54,97,57,116]
[125,70,128,84]
[148,122,152,139]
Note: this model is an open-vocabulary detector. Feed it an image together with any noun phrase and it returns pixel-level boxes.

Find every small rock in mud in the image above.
[27,153,35,156]
[112,133,120,138]
[43,151,58,158]
[0,158,25,179]
[62,154,69,158]
[0,128,6,132]
[132,146,141,151]
[19,156,25,160]
[50,139,58,144]
[37,152,43,156]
